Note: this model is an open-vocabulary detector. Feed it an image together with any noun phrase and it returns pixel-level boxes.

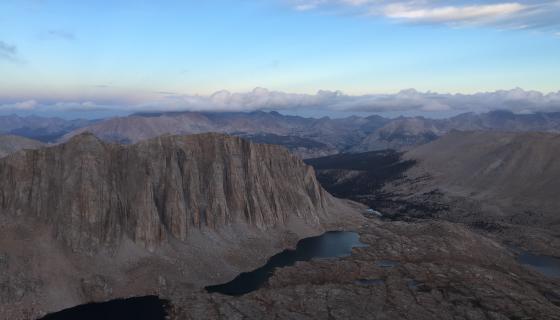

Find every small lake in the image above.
[39,295,169,320]
[508,244,560,278]
[206,231,367,296]
[517,251,560,278]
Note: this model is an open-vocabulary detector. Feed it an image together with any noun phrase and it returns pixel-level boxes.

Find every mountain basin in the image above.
[206,231,367,296]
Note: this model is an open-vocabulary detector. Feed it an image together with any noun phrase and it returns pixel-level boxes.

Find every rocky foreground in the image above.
[171,218,560,319]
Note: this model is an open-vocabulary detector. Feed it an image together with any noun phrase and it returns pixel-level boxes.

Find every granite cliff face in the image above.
[0,132,332,252]
[0,132,364,318]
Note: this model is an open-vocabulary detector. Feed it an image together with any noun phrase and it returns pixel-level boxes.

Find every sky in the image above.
[1,0,560,118]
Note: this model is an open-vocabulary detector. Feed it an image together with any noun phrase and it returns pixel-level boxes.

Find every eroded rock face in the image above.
[0,132,332,252]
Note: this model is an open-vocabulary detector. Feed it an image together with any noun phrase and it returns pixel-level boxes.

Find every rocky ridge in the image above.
[0,132,334,252]
[60,111,388,154]
[352,111,560,152]
[0,132,364,318]
[62,110,560,154]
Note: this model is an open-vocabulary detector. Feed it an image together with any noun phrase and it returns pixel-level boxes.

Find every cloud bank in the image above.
[289,0,560,32]
[2,88,560,115]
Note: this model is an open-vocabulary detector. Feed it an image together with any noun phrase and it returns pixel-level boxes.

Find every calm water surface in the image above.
[206,231,367,296]
[39,296,169,320]
[517,251,560,278]
[508,244,560,278]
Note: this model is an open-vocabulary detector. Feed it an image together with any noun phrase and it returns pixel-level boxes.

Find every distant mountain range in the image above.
[59,111,388,154]
[352,110,560,152]
[3,110,560,158]
[0,114,95,143]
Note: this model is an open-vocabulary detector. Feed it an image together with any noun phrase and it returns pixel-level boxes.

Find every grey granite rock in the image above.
[0,132,332,253]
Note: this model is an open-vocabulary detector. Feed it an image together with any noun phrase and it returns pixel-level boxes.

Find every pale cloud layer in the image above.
[146,87,560,114]
[5,100,39,110]
[381,2,527,24]
[289,0,560,31]
[2,88,560,115]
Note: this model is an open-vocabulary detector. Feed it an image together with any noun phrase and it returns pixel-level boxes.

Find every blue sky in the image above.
[0,0,559,116]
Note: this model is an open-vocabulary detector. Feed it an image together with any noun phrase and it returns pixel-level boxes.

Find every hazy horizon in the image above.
[1,0,559,118]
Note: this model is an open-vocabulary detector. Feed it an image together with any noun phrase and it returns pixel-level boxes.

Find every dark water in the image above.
[39,295,169,320]
[517,251,560,278]
[206,231,367,296]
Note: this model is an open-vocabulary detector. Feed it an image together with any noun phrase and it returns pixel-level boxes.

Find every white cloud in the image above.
[4,88,560,115]
[291,0,327,11]
[150,87,328,111]
[0,100,39,110]
[342,0,372,6]
[12,100,39,110]
[51,101,98,109]
[381,2,527,24]
[0,100,103,112]
[132,87,560,114]
[287,1,560,32]
[295,3,318,10]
